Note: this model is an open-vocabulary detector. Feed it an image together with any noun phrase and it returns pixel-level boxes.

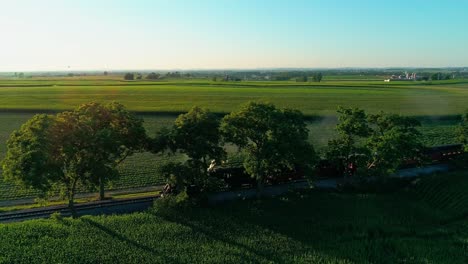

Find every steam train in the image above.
[209,144,465,190]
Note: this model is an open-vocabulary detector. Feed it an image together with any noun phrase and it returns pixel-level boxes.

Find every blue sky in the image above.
[1,0,467,71]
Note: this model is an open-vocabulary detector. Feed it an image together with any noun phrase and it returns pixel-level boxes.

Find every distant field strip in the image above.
[0,81,467,115]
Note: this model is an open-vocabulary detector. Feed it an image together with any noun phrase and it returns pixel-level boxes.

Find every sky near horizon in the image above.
[1,0,468,71]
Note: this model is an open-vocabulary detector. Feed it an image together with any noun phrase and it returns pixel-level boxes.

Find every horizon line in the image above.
[1,66,468,74]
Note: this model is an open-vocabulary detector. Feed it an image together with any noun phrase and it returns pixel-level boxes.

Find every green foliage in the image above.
[222,102,316,194]
[326,107,371,175]
[153,107,225,194]
[457,110,468,151]
[70,102,147,199]
[0,111,462,202]
[1,102,146,213]
[431,72,452,81]
[172,106,225,170]
[296,76,308,82]
[165,71,182,78]
[123,73,134,80]
[336,107,371,138]
[153,190,192,215]
[2,114,61,194]
[328,108,424,178]
[366,112,424,177]
[312,72,323,82]
[50,211,63,222]
[158,162,193,194]
[145,72,160,80]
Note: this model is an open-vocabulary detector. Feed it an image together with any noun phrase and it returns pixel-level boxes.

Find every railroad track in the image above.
[0,195,159,223]
[0,163,456,223]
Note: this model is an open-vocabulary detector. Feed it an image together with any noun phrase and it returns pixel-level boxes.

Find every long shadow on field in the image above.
[81,218,178,263]
[154,191,466,263]
[155,210,281,263]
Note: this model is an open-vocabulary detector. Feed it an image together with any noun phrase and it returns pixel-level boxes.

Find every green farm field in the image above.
[0,171,466,263]
[0,78,465,201]
[0,79,467,115]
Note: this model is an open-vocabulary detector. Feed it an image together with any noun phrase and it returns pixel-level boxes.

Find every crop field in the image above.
[413,171,468,219]
[0,171,466,263]
[0,79,467,116]
[0,78,465,201]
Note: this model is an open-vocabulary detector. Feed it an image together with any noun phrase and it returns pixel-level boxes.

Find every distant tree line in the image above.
[273,72,323,82]
[14,72,25,78]
[119,69,468,82]
[123,71,193,81]
[430,72,452,81]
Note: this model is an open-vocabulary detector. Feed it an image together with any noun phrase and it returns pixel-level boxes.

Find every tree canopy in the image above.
[146,72,161,80]
[71,102,147,199]
[221,102,315,195]
[124,73,134,80]
[172,107,225,168]
[2,114,61,193]
[153,107,225,194]
[327,107,423,179]
[326,107,371,176]
[366,112,423,177]
[312,72,323,82]
[2,102,146,215]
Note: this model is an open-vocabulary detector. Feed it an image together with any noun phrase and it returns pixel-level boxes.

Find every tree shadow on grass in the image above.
[153,209,282,263]
[80,218,178,263]
[152,191,466,263]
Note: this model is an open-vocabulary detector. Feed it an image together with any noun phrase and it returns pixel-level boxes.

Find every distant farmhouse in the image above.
[384,72,418,82]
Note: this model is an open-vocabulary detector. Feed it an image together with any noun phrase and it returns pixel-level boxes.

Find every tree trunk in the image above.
[256,177,264,199]
[68,196,76,218]
[68,184,77,218]
[99,176,105,200]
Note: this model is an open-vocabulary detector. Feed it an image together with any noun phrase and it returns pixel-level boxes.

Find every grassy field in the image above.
[0,78,465,201]
[0,171,466,263]
[0,79,467,116]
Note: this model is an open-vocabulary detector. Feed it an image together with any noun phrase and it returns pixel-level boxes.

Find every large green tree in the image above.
[124,73,134,80]
[172,107,225,173]
[326,107,371,177]
[155,107,225,194]
[2,102,146,215]
[327,107,424,179]
[71,102,147,200]
[312,72,323,82]
[221,102,315,196]
[366,112,424,177]
[2,115,62,194]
